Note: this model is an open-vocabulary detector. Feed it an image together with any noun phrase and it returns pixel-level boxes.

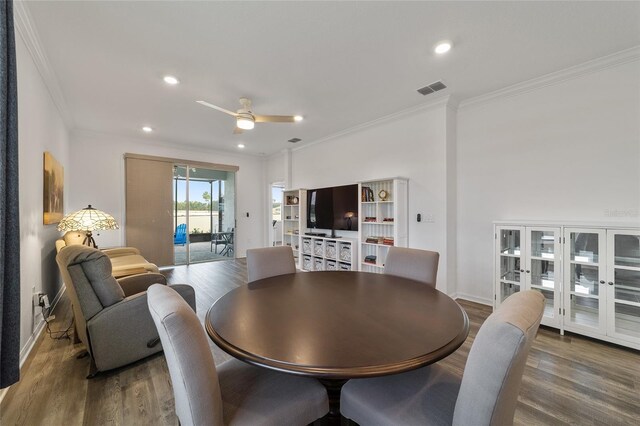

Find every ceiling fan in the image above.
[196,97,303,134]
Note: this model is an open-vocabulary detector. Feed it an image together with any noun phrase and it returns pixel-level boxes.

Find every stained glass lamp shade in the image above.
[57,205,119,248]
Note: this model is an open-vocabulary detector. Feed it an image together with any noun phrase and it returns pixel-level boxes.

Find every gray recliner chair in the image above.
[56,245,196,375]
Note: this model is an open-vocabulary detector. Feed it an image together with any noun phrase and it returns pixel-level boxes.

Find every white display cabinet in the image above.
[495,221,640,350]
[300,236,357,271]
[358,178,408,273]
[495,225,562,329]
[282,189,306,268]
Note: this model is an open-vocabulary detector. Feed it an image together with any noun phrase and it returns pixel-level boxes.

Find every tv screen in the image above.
[307,184,358,231]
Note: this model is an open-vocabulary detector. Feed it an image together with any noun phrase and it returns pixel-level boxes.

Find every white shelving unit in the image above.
[300,236,357,271]
[494,221,640,350]
[282,189,307,268]
[358,178,408,273]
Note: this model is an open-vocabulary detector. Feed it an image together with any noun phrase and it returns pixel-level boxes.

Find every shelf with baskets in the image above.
[282,189,307,267]
[300,236,357,272]
[358,178,408,273]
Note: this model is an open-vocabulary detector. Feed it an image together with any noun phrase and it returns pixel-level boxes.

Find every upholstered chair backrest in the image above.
[148,285,224,426]
[56,245,126,348]
[452,290,544,426]
[246,246,296,283]
[384,247,440,288]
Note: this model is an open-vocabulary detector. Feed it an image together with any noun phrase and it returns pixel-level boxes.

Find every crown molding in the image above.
[292,94,452,153]
[460,45,640,110]
[14,1,74,127]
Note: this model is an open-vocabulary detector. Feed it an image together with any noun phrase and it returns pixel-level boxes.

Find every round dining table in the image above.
[205,271,469,422]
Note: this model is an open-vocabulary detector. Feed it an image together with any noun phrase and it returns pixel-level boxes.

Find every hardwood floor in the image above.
[2,260,639,425]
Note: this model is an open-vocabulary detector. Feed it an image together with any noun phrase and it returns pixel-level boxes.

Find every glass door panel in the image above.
[530,230,556,258]
[568,294,601,329]
[564,228,606,335]
[612,303,640,339]
[500,229,521,255]
[496,227,524,307]
[568,264,599,296]
[613,234,640,268]
[608,230,640,343]
[530,260,555,289]
[526,227,560,328]
[570,232,600,263]
[173,165,188,266]
[500,256,521,282]
[173,165,236,265]
[499,282,520,303]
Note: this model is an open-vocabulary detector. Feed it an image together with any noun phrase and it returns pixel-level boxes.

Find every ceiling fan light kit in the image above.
[237,115,255,130]
[197,97,301,134]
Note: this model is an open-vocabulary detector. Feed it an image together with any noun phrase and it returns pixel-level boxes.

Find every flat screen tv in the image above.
[307,184,358,232]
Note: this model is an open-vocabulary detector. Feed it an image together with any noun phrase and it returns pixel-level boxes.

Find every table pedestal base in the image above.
[319,379,348,425]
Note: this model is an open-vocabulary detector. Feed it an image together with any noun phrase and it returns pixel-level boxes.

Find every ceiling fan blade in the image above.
[254,115,296,123]
[196,100,238,117]
[233,127,244,134]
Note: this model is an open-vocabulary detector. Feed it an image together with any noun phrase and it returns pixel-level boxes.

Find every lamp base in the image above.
[82,231,98,249]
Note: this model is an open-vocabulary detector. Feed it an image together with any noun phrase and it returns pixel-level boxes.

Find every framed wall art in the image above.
[43,152,64,225]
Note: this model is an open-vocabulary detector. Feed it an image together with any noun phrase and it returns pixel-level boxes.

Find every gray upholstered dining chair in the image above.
[246,246,296,283]
[147,284,329,426]
[384,247,440,287]
[340,290,545,426]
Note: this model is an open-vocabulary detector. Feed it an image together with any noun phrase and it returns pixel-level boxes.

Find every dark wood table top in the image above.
[205,271,469,379]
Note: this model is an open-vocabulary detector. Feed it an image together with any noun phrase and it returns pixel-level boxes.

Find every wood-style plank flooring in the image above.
[2,260,639,425]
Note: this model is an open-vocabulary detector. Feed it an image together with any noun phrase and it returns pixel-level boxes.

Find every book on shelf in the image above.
[365,237,381,244]
[361,186,374,202]
[364,255,377,264]
[382,217,394,222]
[364,217,377,222]
[382,237,394,246]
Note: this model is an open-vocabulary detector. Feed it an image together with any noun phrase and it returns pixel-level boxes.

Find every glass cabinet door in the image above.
[563,229,607,335]
[607,230,640,343]
[526,227,561,328]
[496,226,525,307]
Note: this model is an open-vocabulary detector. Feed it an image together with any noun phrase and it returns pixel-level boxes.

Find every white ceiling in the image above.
[25,1,640,156]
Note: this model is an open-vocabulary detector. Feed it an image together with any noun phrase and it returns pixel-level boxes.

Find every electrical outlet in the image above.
[40,294,51,310]
[33,291,43,307]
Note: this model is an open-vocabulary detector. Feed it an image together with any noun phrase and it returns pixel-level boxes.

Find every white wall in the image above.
[289,100,457,293]
[16,33,70,358]
[68,130,265,257]
[457,60,640,303]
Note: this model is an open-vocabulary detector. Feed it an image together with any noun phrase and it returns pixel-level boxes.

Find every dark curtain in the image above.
[0,0,20,389]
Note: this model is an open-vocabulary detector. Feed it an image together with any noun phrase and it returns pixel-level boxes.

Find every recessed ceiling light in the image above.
[237,144,245,149]
[163,75,179,85]
[294,115,304,122]
[434,41,452,54]
[142,126,153,132]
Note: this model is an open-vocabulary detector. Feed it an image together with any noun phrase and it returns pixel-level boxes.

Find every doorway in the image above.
[270,183,284,247]
[173,165,236,265]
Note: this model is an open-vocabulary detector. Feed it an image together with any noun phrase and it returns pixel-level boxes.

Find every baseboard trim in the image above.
[453,292,493,306]
[1,286,66,405]
[20,285,66,368]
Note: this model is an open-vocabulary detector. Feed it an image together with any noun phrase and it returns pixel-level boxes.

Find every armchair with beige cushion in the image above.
[56,230,159,278]
[56,245,196,376]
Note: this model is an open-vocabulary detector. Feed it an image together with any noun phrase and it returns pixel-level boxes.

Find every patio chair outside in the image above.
[174,224,187,245]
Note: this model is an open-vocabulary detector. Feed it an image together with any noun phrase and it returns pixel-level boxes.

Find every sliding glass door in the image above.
[173,165,236,265]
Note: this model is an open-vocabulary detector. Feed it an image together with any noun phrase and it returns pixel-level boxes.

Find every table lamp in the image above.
[57,205,119,248]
